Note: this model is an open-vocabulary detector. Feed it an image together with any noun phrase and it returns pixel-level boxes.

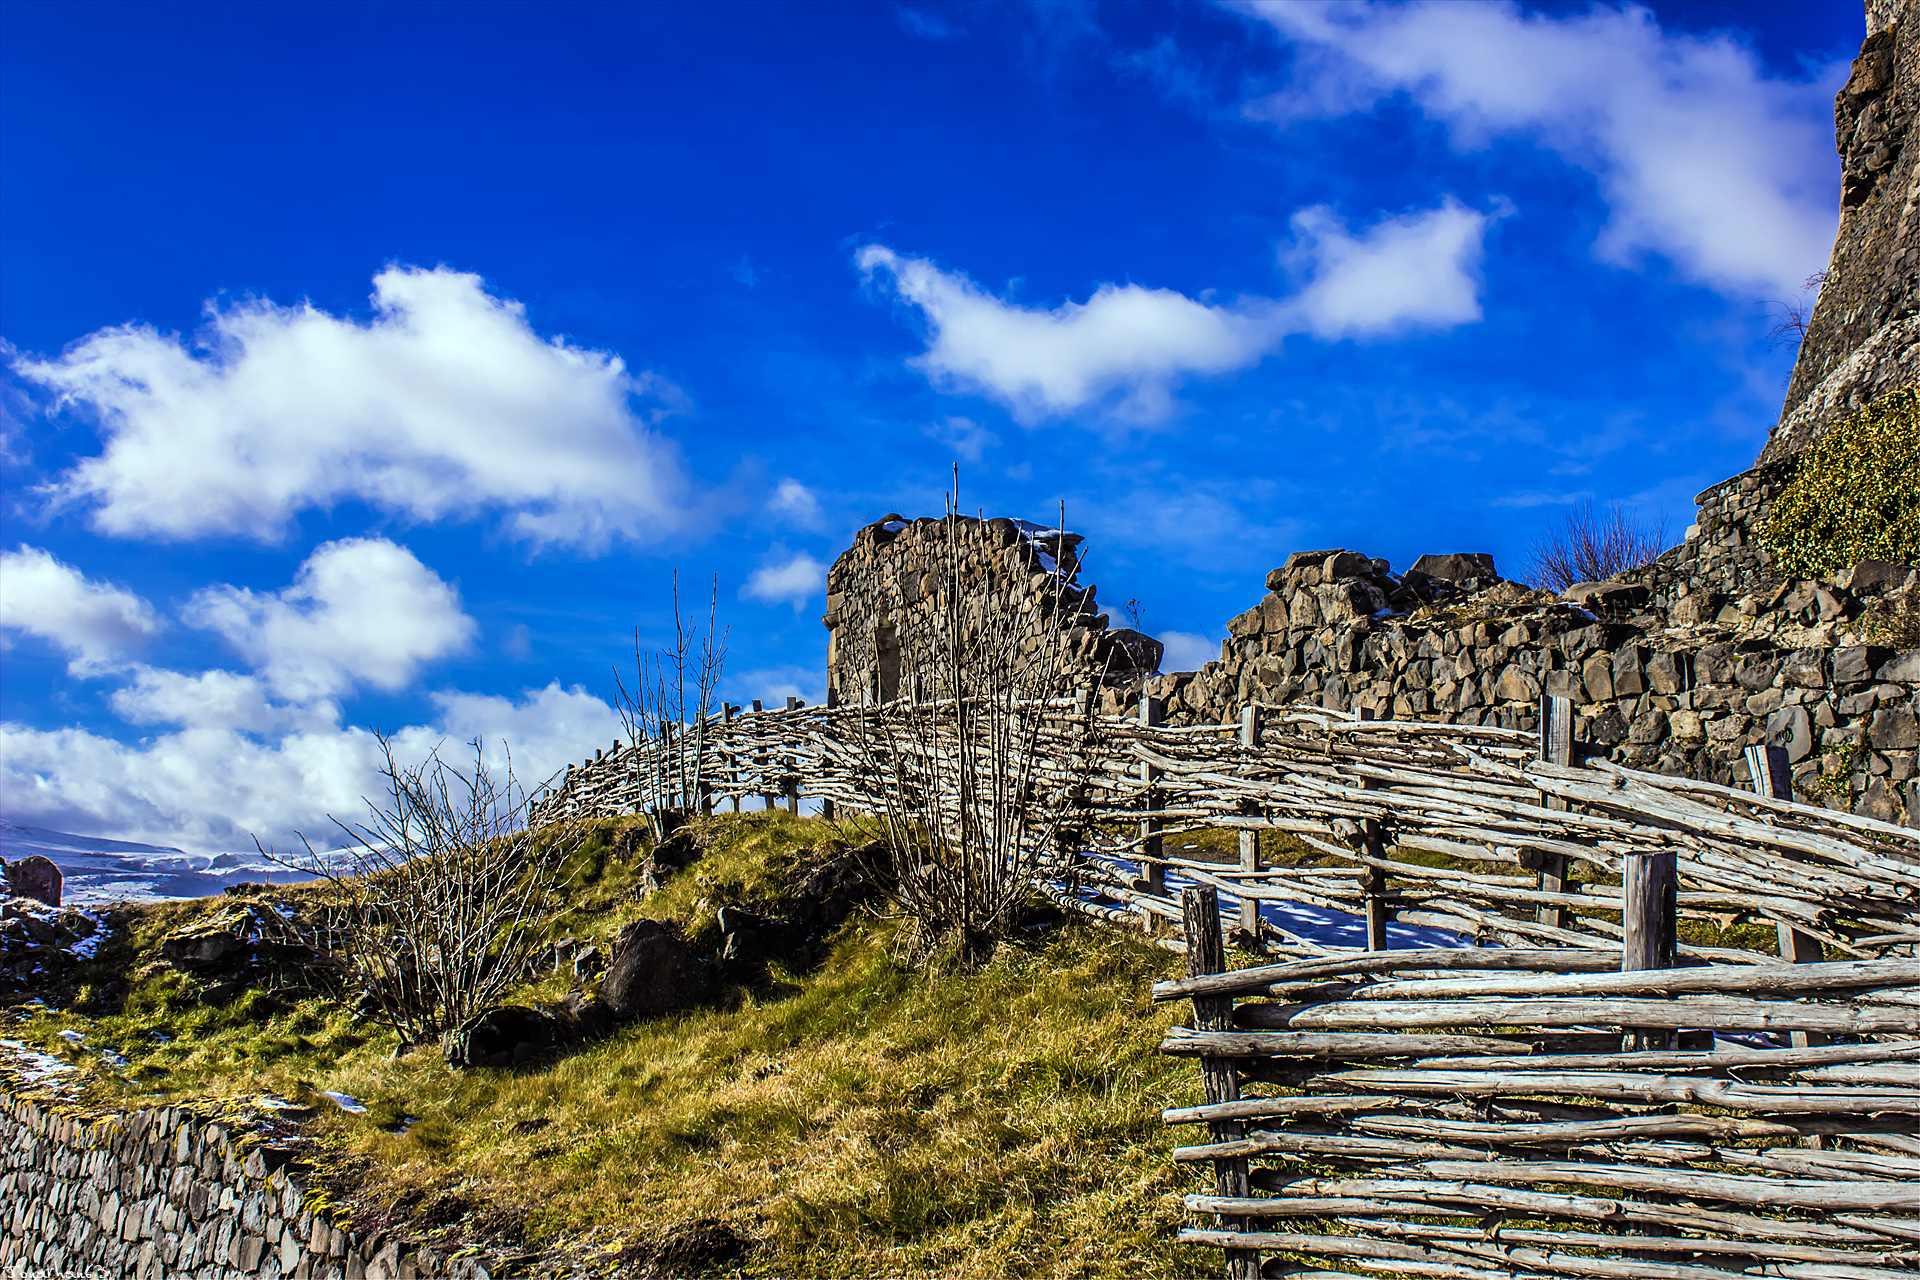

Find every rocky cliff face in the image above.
[1767,0,1920,463]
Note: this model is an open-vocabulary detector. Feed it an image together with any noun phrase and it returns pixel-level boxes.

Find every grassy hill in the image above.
[7,813,1217,1278]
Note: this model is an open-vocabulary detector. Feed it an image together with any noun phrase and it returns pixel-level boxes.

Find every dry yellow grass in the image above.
[15,814,1221,1277]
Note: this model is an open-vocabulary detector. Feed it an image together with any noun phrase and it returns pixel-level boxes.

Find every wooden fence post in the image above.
[821,691,838,821]
[1139,696,1165,929]
[785,696,802,814]
[1746,743,1822,1050]
[1236,706,1261,945]
[1622,849,1677,1050]
[1536,693,1573,931]
[697,711,713,819]
[1357,709,1390,951]
[723,704,740,813]
[1182,886,1257,1280]
[753,700,775,811]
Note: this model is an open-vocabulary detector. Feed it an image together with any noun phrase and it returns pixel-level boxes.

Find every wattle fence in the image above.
[532,693,1920,963]
[533,691,1920,1278]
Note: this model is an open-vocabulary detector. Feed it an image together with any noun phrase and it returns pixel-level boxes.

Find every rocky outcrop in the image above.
[1766,0,1920,463]
[2,896,100,1003]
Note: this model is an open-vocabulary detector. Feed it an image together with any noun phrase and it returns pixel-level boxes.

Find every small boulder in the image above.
[3,856,62,909]
[1836,559,1916,597]
[1099,628,1163,674]
[446,1005,565,1070]
[599,920,717,1020]
[1410,552,1496,583]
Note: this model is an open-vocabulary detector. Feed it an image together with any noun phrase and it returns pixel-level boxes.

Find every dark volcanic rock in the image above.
[599,920,716,1019]
[1410,553,1496,583]
[446,1004,566,1070]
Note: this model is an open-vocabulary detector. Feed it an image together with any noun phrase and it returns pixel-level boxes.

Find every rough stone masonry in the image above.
[0,1091,504,1280]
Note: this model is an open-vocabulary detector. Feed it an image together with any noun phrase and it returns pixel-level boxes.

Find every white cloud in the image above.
[109,667,320,735]
[1286,198,1494,339]
[741,551,827,611]
[768,478,824,527]
[0,545,161,675]
[1158,630,1226,674]
[183,537,475,701]
[0,681,620,851]
[857,209,1493,419]
[16,265,692,548]
[420,682,625,782]
[1243,0,1839,299]
[859,244,1278,422]
[726,665,829,708]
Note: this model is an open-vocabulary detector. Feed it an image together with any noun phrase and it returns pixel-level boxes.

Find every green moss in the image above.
[1759,387,1920,579]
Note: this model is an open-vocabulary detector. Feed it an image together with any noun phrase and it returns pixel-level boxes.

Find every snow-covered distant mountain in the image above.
[0,821,318,904]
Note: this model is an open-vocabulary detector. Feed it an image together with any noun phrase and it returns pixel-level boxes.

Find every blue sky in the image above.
[0,0,1864,850]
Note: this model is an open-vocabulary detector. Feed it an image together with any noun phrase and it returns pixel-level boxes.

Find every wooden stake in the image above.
[753,699,774,811]
[1622,849,1677,1051]
[1237,706,1261,944]
[1140,697,1165,929]
[1535,694,1573,930]
[1357,709,1389,951]
[1182,886,1257,1280]
[785,696,802,814]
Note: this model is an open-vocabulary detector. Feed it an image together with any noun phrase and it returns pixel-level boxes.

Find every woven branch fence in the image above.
[534,691,1920,1278]
[533,693,1920,963]
[1159,887,1920,1280]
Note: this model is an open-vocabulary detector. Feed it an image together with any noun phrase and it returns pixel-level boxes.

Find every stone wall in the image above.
[1766,0,1920,463]
[822,514,1160,708]
[0,1090,497,1280]
[1133,539,1920,826]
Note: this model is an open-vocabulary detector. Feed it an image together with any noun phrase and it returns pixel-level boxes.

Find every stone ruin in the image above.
[821,513,1162,708]
[818,2,1919,825]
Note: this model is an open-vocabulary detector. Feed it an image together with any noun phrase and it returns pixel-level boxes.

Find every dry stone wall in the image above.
[0,1090,500,1280]
[822,514,1160,707]
[1139,537,1920,826]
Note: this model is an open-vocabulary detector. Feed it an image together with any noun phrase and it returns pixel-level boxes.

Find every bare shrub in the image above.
[839,493,1098,963]
[270,735,586,1055]
[612,571,729,838]
[1527,502,1670,594]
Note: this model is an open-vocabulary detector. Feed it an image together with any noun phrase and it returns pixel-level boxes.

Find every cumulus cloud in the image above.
[0,545,161,675]
[727,665,828,708]
[109,668,319,736]
[0,681,620,851]
[768,478,824,527]
[741,551,827,610]
[15,265,692,548]
[858,205,1493,419]
[419,682,624,780]
[1243,0,1839,299]
[1286,198,1495,339]
[859,244,1278,421]
[183,537,476,702]
[1157,630,1226,674]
